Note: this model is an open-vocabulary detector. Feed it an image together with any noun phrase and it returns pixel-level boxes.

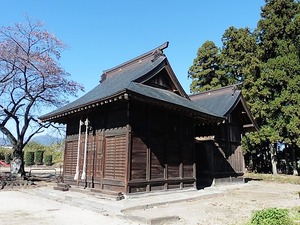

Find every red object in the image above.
[0,160,9,167]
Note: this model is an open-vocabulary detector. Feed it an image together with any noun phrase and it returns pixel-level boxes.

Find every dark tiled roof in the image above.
[40,55,166,120]
[190,86,241,117]
[40,42,222,122]
[127,82,220,118]
[190,85,259,131]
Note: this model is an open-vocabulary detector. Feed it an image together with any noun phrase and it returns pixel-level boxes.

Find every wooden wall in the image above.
[128,101,195,193]
[63,100,197,194]
[195,111,245,187]
[214,122,244,175]
[63,102,130,193]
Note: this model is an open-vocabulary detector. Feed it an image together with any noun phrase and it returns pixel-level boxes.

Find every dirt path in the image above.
[125,181,300,225]
[0,190,136,225]
[0,180,299,225]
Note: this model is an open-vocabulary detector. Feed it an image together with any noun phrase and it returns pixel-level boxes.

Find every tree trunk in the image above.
[292,147,298,176]
[252,152,258,173]
[12,148,25,177]
[270,143,277,175]
[284,147,290,174]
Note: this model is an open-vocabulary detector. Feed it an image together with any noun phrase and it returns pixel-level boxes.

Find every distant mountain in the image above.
[0,137,7,145]
[31,134,63,146]
[0,134,62,147]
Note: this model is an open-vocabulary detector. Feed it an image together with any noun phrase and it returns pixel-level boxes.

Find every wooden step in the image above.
[53,183,70,191]
[53,186,69,191]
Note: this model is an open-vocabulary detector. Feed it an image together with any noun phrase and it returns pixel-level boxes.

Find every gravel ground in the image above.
[0,190,136,225]
[0,180,299,225]
[125,181,300,225]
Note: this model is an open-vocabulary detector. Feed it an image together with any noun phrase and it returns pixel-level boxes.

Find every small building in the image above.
[40,42,257,194]
[190,86,258,187]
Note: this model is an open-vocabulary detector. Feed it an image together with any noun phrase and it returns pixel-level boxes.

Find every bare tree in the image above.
[0,18,84,176]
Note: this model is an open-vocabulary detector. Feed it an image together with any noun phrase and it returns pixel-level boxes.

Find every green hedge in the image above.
[44,155,53,166]
[0,149,13,163]
[25,151,35,166]
[4,152,11,164]
[0,151,5,160]
[34,150,44,165]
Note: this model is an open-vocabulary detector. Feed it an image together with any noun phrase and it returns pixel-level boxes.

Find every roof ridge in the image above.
[189,83,242,97]
[100,42,169,83]
[126,82,221,118]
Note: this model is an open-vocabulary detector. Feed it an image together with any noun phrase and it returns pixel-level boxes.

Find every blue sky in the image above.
[1,1,264,97]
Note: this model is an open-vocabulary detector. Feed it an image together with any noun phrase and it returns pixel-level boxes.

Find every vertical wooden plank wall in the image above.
[63,102,130,192]
[212,121,244,177]
[63,100,197,194]
[129,102,196,193]
[64,135,78,180]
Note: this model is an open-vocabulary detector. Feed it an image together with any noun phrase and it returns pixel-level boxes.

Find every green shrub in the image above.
[4,152,11,164]
[44,155,53,166]
[250,208,293,225]
[0,148,13,162]
[52,151,63,164]
[25,151,34,166]
[34,150,44,165]
[0,150,5,160]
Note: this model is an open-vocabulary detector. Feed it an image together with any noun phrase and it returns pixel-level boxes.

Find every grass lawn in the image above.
[244,172,300,185]
[244,172,300,224]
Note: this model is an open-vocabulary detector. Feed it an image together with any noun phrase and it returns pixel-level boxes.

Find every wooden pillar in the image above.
[164,109,168,190]
[124,101,131,194]
[179,114,183,188]
[146,105,151,192]
[100,130,105,190]
[125,124,132,193]
[146,147,151,192]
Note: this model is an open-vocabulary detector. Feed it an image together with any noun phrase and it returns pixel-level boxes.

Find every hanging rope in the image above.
[81,118,89,180]
[74,120,84,180]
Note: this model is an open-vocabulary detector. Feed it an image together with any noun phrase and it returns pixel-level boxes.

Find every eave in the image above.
[126,90,223,123]
[39,91,129,123]
[240,95,259,132]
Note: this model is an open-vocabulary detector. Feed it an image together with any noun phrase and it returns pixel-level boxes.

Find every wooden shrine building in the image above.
[190,86,258,187]
[40,42,257,194]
